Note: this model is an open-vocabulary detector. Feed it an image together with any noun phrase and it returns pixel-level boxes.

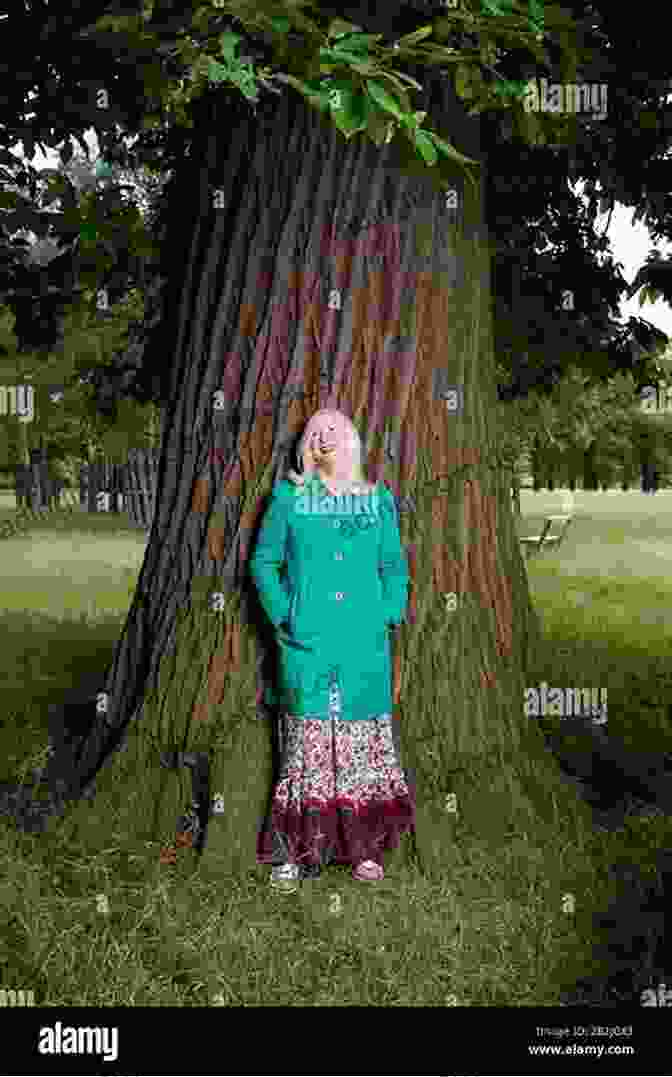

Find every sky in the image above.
[586,199,672,342]
[8,124,672,349]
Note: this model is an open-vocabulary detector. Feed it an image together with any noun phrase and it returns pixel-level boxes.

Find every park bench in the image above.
[519,514,574,559]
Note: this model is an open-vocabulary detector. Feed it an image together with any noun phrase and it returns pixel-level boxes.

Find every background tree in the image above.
[505,362,672,493]
[0,283,161,507]
[0,143,164,510]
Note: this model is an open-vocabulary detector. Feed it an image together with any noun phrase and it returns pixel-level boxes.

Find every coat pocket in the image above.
[288,583,313,637]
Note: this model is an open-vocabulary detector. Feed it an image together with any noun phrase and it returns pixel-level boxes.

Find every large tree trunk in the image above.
[28,79,579,881]
[123,447,158,532]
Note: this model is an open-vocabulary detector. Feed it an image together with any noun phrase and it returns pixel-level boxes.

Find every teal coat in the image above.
[249,474,410,720]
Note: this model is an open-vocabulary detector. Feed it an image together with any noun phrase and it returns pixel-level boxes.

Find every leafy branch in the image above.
[73,0,581,198]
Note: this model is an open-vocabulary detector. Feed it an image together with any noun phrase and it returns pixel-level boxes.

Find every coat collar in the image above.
[308,472,378,496]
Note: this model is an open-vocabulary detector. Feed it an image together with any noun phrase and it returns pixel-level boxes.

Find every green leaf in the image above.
[365,80,406,121]
[376,71,416,107]
[365,111,396,147]
[424,130,480,168]
[349,90,374,125]
[493,78,528,101]
[528,0,545,35]
[80,221,98,243]
[393,25,435,50]
[319,46,374,67]
[376,75,413,117]
[480,0,510,15]
[325,83,356,120]
[346,61,383,76]
[328,19,365,39]
[268,16,292,33]
[275,73,332,112]
[399,110,427,131]
[207,58,233,84]
[218,32,241,61]
[332,104,369,140]
[413,129,438,166]
[386,70,424,91]
[455,64,474,100]
[274,73,320,96]
[323,78,366,116]
[328,30,383,53]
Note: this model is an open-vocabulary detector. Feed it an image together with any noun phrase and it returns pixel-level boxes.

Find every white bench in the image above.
[520,514,574,559]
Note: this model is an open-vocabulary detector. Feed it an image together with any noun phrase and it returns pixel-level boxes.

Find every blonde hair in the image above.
[288,409,368,487]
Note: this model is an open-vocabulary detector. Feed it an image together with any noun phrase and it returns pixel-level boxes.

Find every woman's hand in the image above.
[286,469,307,487]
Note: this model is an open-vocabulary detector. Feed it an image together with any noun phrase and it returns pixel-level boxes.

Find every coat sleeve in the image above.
[249,482,291,629]
[379,487,410,627]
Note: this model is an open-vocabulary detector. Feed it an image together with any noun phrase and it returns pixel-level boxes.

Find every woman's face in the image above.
[304,411,354,474]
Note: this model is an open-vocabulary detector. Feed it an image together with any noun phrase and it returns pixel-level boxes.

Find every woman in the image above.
[250,408,416,892]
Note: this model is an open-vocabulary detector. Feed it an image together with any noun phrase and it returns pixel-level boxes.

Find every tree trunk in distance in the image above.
[583,443,599,490]
[531,436,543,490]
[38,80,584,884]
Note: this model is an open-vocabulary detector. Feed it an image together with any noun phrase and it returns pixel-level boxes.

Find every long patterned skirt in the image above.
[256,677,416,869]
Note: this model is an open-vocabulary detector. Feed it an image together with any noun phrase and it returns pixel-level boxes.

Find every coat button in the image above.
[335,592,344,601]
[335,552,343,560]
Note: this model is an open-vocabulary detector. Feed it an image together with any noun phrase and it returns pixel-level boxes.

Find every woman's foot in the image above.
[270,863,301,892]
[352,859,384,881]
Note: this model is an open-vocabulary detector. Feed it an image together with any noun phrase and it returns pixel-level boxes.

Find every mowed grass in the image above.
[0,486,671,1007]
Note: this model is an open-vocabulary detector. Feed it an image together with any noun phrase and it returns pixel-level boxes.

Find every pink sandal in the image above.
[352,859,384,881]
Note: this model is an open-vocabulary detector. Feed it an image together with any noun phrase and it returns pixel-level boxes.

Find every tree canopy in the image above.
[1,0,671,417]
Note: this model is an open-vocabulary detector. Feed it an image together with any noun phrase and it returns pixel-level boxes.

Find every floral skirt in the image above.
[256,681,415,869]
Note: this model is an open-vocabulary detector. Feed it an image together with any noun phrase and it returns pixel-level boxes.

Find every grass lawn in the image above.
[0,486,671,1007]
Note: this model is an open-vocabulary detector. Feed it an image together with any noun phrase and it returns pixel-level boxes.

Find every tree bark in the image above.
[123,447,158,532]
[32,80,576,880]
